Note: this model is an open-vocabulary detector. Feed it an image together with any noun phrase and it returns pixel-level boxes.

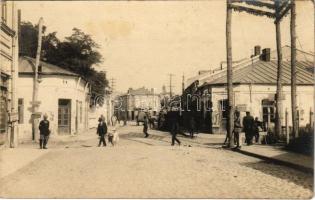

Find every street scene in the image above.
[0,0,314,199]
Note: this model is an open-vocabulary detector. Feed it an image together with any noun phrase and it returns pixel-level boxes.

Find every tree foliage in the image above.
[19,22,108,100]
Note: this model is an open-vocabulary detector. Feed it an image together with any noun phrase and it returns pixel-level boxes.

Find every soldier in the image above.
[39,114,50,149]
[233,110,242,149]
[97,117,108,147]
[242,111,255,145]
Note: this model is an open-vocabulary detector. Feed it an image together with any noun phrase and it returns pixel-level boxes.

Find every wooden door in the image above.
[58,99,71,134]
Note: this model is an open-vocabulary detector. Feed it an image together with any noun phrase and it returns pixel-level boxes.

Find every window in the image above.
[18,98,24,124]
[0,96,7,134]
[1,1,7,23]
[219,99,228,119]
[262,99,275,123]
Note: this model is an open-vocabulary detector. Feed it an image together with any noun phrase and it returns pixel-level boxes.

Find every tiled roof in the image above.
[203,60,314,86]
[19,56,78,77]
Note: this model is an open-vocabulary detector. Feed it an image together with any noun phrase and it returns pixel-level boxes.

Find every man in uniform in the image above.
[39,114,50,149]
[242,111,254,145]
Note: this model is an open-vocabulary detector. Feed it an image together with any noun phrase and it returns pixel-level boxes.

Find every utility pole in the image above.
[182,73,185,95]
[110,78,116,93]
[32,17,43,141]
[275,1,283,140]
[226,0,234,148]
[168,73,174,97]
[291,0,298,138]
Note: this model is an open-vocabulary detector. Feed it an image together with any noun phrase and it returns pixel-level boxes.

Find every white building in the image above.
[17,56,90,141]
[0,1,19,147]
[183,46,314,134]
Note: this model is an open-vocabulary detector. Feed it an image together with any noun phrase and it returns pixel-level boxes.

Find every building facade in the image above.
[0,1,19,146]
[118,87,161,120]
[183,46,314,135]
[17,56,90,141]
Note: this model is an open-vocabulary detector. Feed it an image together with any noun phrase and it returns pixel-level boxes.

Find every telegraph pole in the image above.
[32,17,43,141]
[168,73,174,97]
[110,78,116,93]
[182,73,185,95]
[226,0,234,148]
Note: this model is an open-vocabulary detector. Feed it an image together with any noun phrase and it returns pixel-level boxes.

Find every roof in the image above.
[19,56,79,77]
[203,60,314,86]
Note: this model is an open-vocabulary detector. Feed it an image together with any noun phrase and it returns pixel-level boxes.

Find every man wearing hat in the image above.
[97,117,108,147]
[39,114,50,149]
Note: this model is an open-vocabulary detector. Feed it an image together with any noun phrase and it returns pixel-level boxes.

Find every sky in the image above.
[16,0,314,94]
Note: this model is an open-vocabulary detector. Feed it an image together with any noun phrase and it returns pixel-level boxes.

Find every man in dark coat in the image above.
[168,109,181,146]
[39,114,50,149]
[143,115,149,138]
[97,117,108,147]
[243,111,255,145]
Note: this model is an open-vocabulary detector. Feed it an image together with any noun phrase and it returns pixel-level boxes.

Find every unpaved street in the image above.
[0,125,313,198]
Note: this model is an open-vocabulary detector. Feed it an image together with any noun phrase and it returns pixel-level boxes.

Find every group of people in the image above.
[142,108,181,146]
[97,115,120,147]
[232,111,264,148]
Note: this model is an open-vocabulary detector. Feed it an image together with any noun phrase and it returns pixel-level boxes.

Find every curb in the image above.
[235,148,313,174]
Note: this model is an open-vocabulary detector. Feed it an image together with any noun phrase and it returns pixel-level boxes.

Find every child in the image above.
[113,127,119,145]
[108,128,114,146]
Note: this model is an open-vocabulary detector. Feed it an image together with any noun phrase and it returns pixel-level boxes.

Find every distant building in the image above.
[183,46,314,134]
[17,56,90,141]
[0,1,19,146]
[118,87,160,120]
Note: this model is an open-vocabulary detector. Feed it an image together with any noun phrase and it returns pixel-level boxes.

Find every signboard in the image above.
[32,112,42,119]
[236,104,247,112]
[8,112,19,122]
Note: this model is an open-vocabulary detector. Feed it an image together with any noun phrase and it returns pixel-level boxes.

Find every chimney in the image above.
[254,45,261,56]
[261,48,271,62]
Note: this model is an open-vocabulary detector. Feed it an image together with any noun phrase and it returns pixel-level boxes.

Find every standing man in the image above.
[233,111,242,149]
[243,111,255,145]
[253,117,263,143]
[169,108,181,146]
[39,114,50,149]
[97,117,107,147]
[143,115,149,138]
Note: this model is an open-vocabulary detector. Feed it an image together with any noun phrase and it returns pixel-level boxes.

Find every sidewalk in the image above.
[236,144,314,173]
[0,128,98,179]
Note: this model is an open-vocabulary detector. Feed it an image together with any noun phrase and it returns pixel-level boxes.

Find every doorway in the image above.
[58,99,71,134]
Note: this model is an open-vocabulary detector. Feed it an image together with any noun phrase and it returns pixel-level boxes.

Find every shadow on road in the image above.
[240,161,314,190]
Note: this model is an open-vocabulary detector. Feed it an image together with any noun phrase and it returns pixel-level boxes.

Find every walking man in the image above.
[169,108,181,146]
[143,115,149,138]
[97,117,107,147]
[39,114,50,149]
[243,111,254,145]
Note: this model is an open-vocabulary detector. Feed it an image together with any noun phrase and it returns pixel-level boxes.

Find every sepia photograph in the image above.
[0,0,314,198]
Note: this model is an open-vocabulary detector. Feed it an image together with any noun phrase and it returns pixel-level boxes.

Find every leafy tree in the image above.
[19,22,108,101]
